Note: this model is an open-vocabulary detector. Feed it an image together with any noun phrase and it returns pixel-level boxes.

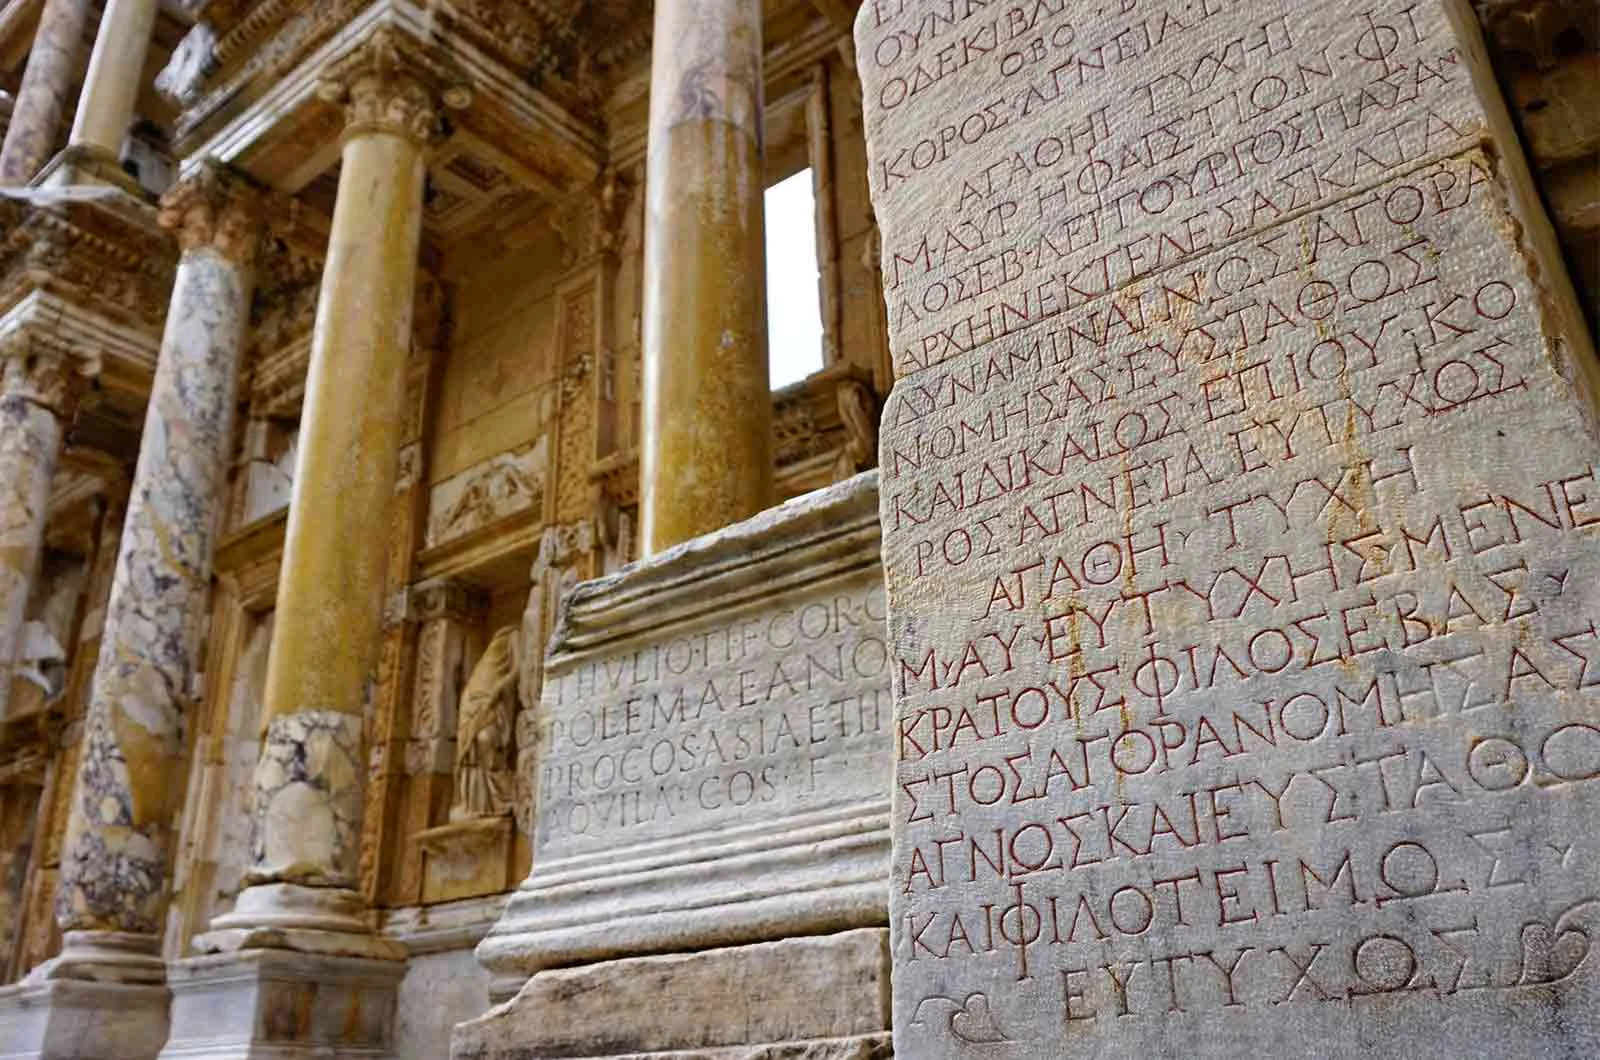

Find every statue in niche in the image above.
[450,626,520,822]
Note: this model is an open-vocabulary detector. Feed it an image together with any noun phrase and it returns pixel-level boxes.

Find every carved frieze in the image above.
[0,191,175,337]
[425,436,550,549]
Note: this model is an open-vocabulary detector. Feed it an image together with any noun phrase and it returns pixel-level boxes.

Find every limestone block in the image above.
[0,979,169,1060]
[394,948,491,1060]
[856,0,1600,1056]
[158,949,404,1059]
[474,473,891,994]
[452,928,893,1060]
[416,816,518,903]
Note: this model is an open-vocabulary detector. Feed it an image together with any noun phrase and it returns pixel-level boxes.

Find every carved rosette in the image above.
[315,26,471,148]
[158,160,265,267]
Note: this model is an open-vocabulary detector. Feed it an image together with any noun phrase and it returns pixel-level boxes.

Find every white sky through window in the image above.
[765,170,824,390]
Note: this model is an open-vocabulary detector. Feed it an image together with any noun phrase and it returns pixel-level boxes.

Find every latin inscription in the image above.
[536,577,891,856]
[859,0,1600,1054]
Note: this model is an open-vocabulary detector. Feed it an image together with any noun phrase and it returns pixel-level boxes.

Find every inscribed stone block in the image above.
[856,0,1600,1055]
[473,473,892,995]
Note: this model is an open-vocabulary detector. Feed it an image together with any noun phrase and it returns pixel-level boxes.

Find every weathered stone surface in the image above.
[395,947,492,1060]
[454,928,892,1060]
[474,473,891,992]
[857,0,1600,1056]
[0,979,169,1060]
[157,949,403,1059]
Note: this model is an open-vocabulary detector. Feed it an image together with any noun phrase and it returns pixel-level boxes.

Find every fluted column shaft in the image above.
[202,31,461,955]
[67,0,158,161]
[49,165,259,980]
[0,0,92,185]
[0,347,74,719]
[639,0,773,555]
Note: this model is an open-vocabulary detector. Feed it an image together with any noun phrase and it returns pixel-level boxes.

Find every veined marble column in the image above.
[200,29,462,956]
[0,344,75,720]
[49,163,260,982]
[66,0,158,165]
[0,0,92,185]
[639,0,774,555]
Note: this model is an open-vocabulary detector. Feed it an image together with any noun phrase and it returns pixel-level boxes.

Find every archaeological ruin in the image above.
[0,0,1595,1057]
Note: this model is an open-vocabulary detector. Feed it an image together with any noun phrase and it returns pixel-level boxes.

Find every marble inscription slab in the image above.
[856,0,1600,1055]
[474,474,892,996]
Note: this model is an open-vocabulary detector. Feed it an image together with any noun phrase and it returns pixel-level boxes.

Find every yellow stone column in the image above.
[0,0,92,185]
[65,0,158,165]
[639,0,774,555]
[200,29,463,956]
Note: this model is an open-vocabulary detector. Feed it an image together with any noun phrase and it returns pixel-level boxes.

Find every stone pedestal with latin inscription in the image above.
[458,473,893,1059]
[857,0,1600,1056]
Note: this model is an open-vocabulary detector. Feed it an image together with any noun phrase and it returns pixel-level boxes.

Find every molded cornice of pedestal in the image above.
[554,470,882,655]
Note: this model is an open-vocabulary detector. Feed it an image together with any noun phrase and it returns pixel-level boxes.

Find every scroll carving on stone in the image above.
[450,626,520,822]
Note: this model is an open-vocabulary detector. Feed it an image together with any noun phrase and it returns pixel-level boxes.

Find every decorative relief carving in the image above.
[0,195,175,333]
[834,377,879,478]
[425,436,550,548]
[514,519,596,835]
[555,284,597,520]
[156,23,219,107]
[157,160,264,266]
[450,626,520,821]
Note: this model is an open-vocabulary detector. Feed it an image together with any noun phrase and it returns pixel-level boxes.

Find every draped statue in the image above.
[450,626,520,821]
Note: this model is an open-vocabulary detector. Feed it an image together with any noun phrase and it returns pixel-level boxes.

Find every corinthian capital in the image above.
[0,336,89,415]
[315,26,472,148]
[158,160,265,266]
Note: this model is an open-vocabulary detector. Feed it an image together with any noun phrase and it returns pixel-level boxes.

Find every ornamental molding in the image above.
[0,189,175,339]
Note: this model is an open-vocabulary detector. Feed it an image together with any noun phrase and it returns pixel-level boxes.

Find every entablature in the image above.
[171,2,621,252]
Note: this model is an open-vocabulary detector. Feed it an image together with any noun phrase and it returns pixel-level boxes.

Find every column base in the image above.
[195,883,406,962]
[158,949,405,1060]
[0,978,170,1060]
[451,929,892,1060]
[31,143,147,196]
[44,929,168,983]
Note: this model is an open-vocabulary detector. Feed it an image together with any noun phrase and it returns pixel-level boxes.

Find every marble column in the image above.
[200,29,462,957]
[49,162,260,982]
[639,0,774,556]
[0,0,92,185]
[0,343,75,720]
[66,0,158,165]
